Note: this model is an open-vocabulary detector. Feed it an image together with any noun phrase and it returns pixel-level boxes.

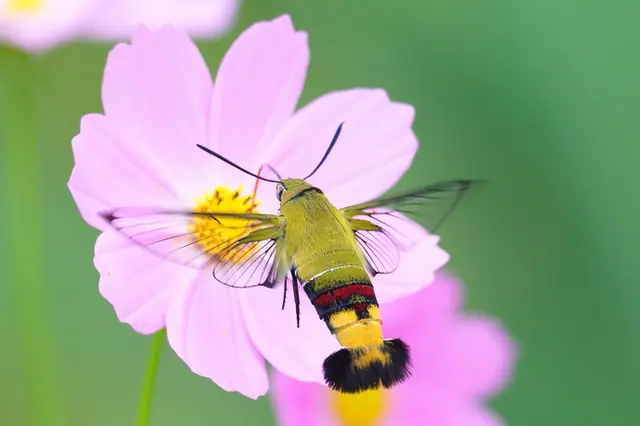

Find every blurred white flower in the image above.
[0,0,239,53]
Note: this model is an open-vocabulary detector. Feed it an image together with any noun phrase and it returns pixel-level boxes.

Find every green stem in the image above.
[137,329,167,426]
[0,48,65,426]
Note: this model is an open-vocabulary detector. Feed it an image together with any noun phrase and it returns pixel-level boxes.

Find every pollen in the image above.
[332,387,387,426]
[189,185,260,262]
[6,0,43,13]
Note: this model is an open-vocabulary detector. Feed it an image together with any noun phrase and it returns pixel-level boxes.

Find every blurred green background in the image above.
[1,1,638,425]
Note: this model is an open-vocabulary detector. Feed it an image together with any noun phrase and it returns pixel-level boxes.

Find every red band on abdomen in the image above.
[314,283,377,309]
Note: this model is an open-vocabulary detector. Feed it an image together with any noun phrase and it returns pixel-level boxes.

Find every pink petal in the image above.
[271,371,340,426]
[270,276,511,426]
[272,370,506,426]
[391,385,505,426]
[373,220,450,304]
[165,272,268,399]
[0,0,97,52]
[263,89,418,207]
[100,25,216,202]
[94,231,197,334]
[446,316,517,398]
[380,273,463,337]
[82,0,238,40]
[209,15,309,171]
[450,406,506,426]
[68,114,183,230]
[271,371,503,426]
[379,276,472,387]
[240,285,341,383]
[382,276,516,398]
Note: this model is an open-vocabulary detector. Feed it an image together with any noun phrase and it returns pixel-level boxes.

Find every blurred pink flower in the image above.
[0,0,238,53]
[68,15,449,399]
[272,273,517,426]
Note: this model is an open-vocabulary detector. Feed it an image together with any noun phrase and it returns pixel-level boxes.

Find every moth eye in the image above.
[276,183,285,201]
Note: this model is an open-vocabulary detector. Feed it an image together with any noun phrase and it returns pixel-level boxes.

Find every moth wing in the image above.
[347,217,401,275]
[100,207,287,288]
[341,179,479,276]
[212,225,291,289]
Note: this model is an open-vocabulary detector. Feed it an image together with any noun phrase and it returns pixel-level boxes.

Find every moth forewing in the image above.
[100,208,286,278]
[341,180,478,242]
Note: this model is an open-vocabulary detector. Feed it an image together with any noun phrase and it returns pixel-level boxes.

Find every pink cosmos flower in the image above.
[0,0,238,53]
[272,273,516,426]
[67,15,450,399]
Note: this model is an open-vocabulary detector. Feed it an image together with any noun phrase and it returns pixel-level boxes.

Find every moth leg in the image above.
[290,269,301,328]
[281,274,288,310]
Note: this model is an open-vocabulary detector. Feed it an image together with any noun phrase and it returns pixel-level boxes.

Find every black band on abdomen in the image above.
[303,279,378,321]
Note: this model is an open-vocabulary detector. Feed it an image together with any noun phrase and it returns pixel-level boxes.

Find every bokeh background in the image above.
[1,1,638,425]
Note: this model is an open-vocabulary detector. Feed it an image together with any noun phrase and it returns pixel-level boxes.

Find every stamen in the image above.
[189,186,261,263]
[7,0,42,13]
[331,386,387,426]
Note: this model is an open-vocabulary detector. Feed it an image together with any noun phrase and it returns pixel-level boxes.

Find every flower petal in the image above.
[382,276,516,398]
[263,89,418,207]
[209,15,309,169]
[449,406,506,426]
[270,275,512,426]
[380,273,463,336]
[391,385,506,426]
[101,25,216,202]
[373,220,449,303]
[379,275,472,388]
[82,0,238,40]
[271,371,337,426]
[94,231,196,334]
[0,0,97,52]
[272,370,506,426]
[240,285,341,383]
[166,272,268,399]
[446,316,517,398]
[68,114,183,230]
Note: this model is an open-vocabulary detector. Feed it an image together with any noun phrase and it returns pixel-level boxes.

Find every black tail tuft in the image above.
[322,338,412,393]
[381,338,412,387]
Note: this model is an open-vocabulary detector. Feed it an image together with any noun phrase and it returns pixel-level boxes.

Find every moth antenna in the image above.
[265,165,283,180]
[303,122,344,180]
[196,144,280,183]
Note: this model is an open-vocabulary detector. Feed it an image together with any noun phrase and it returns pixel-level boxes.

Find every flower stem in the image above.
[137,328,167,426]
[0,48,65,426]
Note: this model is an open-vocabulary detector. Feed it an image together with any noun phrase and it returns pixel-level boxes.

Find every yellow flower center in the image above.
[189,186,260,261]
[332,388,387,426]
[6,0,43,13]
